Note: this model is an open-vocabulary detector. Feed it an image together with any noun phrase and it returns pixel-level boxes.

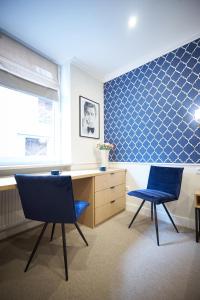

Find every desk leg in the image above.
[198,209,200,238]
[72,177,94,228]
[195,208,199,243]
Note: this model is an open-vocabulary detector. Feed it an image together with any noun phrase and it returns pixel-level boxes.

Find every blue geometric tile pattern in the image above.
[104,39,200,163]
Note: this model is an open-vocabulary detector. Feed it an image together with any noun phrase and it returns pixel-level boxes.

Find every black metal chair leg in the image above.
[154,203,160,246]
[162,203,179,233]
[24,222,48,272]
[128,200,145,228]
[74,222,88,246]
[61,223,68,281]
[151,202,154,221]
[195,208,199,243]
[50,223,56,241]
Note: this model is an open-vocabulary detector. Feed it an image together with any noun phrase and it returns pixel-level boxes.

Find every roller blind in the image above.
[0,33,59,100]
[0,69,58,101]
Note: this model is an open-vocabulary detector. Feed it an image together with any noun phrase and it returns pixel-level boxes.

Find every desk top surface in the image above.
[0,169,126,191]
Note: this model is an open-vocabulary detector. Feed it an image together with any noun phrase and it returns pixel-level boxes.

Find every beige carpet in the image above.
[0,211,200,300]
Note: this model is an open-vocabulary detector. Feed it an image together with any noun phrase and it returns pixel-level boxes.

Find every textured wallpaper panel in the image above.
[104,39,200,163]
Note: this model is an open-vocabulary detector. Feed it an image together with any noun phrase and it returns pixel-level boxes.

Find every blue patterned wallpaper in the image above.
[104,39,200,163]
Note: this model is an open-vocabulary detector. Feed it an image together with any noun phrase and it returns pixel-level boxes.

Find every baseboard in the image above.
[0,220,42,241]
[126,201,195,230]
[0,203,194,241]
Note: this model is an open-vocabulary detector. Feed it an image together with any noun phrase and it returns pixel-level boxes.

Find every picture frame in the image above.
[79,96,100,139]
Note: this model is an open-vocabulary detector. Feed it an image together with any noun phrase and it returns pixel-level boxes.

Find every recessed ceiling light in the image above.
[128,16,137,28]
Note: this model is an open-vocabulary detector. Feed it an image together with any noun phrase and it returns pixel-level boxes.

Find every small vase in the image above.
[100,150,109,169]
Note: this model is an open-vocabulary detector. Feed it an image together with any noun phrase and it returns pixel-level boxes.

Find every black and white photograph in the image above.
[79,96,100,139]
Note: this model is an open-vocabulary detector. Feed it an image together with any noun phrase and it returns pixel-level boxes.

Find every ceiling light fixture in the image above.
[128,16,137,29]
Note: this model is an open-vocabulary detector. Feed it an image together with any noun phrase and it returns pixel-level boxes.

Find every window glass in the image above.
[0,85,60,166]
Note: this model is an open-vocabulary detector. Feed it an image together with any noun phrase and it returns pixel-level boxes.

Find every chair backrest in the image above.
[147,166,184,199]
[15,175,77,223]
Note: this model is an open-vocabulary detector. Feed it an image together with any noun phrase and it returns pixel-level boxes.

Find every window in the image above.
[0,85,60,166]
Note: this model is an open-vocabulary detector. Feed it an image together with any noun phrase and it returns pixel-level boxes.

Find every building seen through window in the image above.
[0,85,59,166]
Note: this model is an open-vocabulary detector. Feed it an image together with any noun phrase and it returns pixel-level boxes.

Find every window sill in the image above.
[0,163,71,177]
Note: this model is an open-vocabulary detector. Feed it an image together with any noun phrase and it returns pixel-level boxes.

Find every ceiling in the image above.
[0,0,200,82]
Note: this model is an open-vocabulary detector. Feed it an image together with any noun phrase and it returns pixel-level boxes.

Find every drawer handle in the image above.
[110,186,115,189]
[110,200,116,204]
[110,173,115,175]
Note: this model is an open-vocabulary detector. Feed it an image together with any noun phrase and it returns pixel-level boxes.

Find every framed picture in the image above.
[79,96,100,139]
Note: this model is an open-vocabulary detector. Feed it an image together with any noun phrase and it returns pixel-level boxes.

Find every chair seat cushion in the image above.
[75,200,90,219]
[128,189,176,204]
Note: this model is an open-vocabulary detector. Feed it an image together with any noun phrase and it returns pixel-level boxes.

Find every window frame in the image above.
[0,83,67,173]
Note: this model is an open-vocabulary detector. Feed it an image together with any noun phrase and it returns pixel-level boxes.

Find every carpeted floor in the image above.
[0,211,200,300]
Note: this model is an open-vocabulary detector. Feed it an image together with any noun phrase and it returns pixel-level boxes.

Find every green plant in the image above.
[96,142,114,150]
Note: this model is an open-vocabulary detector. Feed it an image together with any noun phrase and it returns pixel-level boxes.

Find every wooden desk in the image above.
[195,191,200,243]
[0,169,126,228]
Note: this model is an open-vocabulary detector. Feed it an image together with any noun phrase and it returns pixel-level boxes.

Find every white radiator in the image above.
[0,189,26,231]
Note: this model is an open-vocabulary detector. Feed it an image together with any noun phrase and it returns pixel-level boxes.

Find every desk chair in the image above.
[128,166,184,246]
[15,174,89,281]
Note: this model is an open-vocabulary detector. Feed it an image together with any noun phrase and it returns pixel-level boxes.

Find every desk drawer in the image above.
[95,204,111,225]
[95,174,108,192]
[95,171,125,192]
[113,196,126,213]
[95,197,125,225]
[108,171,125,187]
[95,184,125,208]
[109,184,125,201]
[95,189,109,208]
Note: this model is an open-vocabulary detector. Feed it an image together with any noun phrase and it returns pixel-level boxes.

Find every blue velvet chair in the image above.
[15,174,90,281]
[128,166,184,246]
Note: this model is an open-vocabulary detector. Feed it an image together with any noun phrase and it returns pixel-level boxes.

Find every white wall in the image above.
[60,62,71,164]
[110,162,199,229]
[70,64,104,168]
